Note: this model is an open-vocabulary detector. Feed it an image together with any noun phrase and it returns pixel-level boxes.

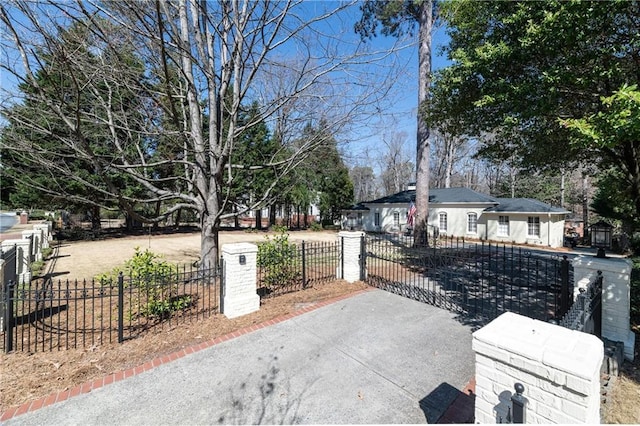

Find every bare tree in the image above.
[430,129,469,188]
[1,0,402,267]
[350,165,377,203]
[378,131,414,195]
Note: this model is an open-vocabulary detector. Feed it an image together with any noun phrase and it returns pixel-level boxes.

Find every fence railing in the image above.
[1,246,18,333]
[257,239,341,298]
[556,270,603,336]
[3,265,221,353]
[364,234,573,323]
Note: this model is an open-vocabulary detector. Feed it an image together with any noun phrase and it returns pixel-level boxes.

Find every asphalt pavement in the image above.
[5,289,476,425]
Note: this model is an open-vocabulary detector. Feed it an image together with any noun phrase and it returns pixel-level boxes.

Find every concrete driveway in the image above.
[5,289,475,425]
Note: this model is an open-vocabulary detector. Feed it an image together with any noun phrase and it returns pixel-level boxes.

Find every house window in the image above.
[439,212,447,232]
[393,212,400,226]
[357,213,363,226]
[467,213,478,234]
[498,216,510,236]
[528,216,540,237]
[374,212,381,227]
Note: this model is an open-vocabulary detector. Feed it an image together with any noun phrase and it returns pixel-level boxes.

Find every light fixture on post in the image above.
[590,220,613,258]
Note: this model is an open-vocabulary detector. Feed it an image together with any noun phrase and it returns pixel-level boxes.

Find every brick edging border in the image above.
[0,287,375,422]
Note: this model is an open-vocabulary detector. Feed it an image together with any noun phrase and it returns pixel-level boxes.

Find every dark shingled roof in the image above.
[366,187,498,205]
[484,198,571,214]
[342,203,370,211]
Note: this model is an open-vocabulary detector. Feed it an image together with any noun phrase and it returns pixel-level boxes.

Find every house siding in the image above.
[362,205,409,233]
[485,213,566,248]
[428,205,489,238]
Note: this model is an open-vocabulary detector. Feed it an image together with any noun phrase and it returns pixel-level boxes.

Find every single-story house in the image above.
[343,186,570,248]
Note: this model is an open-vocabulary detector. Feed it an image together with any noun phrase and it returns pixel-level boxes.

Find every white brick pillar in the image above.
[337,231,365,283]
[221,242,260,319]
[1,239,31,284]
[0,258,4,331]
[22,229,42,262]
[33,223,51,249]
[572,255,635,361]
[473,312,603,424]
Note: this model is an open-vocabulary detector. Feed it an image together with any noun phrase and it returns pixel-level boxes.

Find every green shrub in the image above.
[310,222,323,231]
[31,260,45,277]
[97,247,191,319]
[257,228,300,289]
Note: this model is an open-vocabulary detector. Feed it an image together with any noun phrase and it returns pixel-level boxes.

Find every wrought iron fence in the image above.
[557,270,602,336]
[364,234,573,323]
[257,239,341,298]
[3,265,221,353]
[1,246,18,333]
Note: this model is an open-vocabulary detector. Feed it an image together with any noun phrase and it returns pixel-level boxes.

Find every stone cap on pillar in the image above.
[473,312,603,381]
[222,242,258,255]
[338,230,365,238]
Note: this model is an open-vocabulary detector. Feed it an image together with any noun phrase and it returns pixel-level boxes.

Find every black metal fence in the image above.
[257,239,341,298]
[364,234,573,324]
[557,270,602,337]
[1,246,18,332]
[3,265,221,353]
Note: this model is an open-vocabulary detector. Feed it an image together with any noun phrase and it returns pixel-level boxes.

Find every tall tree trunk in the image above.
[269,205,276,227]
[200,205,220,270]
[582,174,589,240]
[560,168,566,207]
[444,138,454,188]
[174,208,182,229]
[413,0,433,246]
[91,205,101,232]
[255,209,263,230]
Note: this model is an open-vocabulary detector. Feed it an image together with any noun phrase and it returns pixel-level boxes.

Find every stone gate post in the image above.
[337,231,365,283]
[221,242,260,319]
[1,240,31,284]
[22,229,42,261]
[473,312,603,424]
[572,255,635,361]
[33,223,52,249]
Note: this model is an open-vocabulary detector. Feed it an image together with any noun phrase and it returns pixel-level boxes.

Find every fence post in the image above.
[302,240,307,288]
[573,255,634,360]
[117,272,124,343]
[220,257,225,313]
[5,280,14,353]
[340,236,344,280]
[511,383,526,423]
[559,255,571,317]
[360,235,366,281]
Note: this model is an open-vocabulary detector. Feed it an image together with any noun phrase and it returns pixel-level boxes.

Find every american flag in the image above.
[407,202,416,226]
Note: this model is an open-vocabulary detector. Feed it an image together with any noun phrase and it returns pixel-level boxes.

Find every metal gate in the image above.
[557,271,602,337]
[363,234,573,324]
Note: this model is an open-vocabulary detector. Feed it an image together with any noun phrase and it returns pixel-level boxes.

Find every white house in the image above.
[343,186,570,248]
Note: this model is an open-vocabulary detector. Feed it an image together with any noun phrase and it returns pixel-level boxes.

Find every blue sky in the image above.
[342,23,452,171]
[0,1,452,175]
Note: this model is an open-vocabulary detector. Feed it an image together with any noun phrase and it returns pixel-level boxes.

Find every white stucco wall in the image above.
[428,204,488,239]
[485,213,566,248]
[361,204,410,233]
[358,203,566,247]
